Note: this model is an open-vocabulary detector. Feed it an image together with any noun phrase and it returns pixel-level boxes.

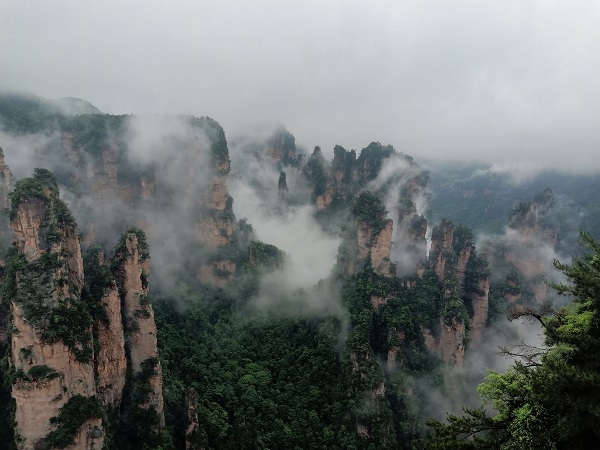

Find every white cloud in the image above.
[1,1,598,172]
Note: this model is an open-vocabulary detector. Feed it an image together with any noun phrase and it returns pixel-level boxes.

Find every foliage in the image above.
[0,93,62,133]
[26,364,60,381]
[304,146,329,200]
[44,395,105,449]
[356,142,395,181]
[189,116,230,171]
[112,227,150,271]
[352,191,388,234]
[153,286,370,450]
[427,231,600,449]
[61,113,128,158]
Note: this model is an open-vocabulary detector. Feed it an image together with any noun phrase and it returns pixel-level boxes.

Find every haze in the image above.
[1,0,598,173]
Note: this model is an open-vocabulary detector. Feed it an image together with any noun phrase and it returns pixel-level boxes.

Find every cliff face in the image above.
[265,128,300,166]
[468,277,490,343]
[340,192,395,277]
[8,170,104,450]
[4,169,168,448]
[94,282,126,410]
[421,319,465,367]
[0,147,14,210]
[427,219,489,363]
[115,230,164,422]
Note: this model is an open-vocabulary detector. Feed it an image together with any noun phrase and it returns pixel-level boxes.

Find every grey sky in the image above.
[1,0,599,173]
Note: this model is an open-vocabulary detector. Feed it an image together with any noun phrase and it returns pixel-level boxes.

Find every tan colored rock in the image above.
[370,220,393,277]
[439,319,465,366]
[468,277,490,344]
[421,319,465,366]
[64,419,105,450]
[118,232,164,423]
[455,246,471,295]
[12,198,49,260]
[354,219,394,277]
[204,176,229,211]
[356,221,373,260]
[95,286,126,410]
[197,216,235,247]
[9,179,103,449]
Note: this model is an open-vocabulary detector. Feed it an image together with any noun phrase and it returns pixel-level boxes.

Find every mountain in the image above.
[0,94,594,449]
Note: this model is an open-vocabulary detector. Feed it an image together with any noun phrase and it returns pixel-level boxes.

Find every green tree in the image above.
[427,231,600,449]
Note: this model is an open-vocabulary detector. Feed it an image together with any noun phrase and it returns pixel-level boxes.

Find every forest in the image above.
[0,93,598,449]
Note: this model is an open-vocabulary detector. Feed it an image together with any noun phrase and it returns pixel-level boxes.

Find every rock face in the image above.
[468,277,490,344]
[278,171,289,204]
[365,220,394,276]
[340,192,396,277]
[115,230,165,422]
[426,219,489,364]
[0,147,14,210]
[422,319,466,367]
[503,189,558,305]
[95,283,126,410]
[7,170,104,450]
[265,128,300,166]
[5,169,167,448]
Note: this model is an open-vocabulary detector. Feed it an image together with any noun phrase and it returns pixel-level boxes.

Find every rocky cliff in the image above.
[7,169,104,450]
[113,229,164,423]
[2,168,168,448]
[0,147,14,210]
[426,219,490,363]
[339,192,396,277]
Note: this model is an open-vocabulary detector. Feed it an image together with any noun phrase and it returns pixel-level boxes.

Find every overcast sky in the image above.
[1,0,599,173]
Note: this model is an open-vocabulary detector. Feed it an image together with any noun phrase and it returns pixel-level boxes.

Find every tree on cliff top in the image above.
[427,231,600,449]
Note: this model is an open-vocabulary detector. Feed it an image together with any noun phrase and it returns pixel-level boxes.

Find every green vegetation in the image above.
[304,146,329,200]
[9,168,59,218]
[44,395,105,449]
[427,232,600,448]
[154,289,366,450]
[3,169,95,363]
[112,227,150,270]
[27,365,60,382]
[0,94,62,134]
[189,116,230,171]
[61,114,128,158]
[352,191,388,232]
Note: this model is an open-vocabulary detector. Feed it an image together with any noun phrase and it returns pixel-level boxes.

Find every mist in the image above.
[2,1,599,174]
[228,133,344,317]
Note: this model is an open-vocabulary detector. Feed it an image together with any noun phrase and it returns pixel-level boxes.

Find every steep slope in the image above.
[6,169,104,450]
[113,229,164,424]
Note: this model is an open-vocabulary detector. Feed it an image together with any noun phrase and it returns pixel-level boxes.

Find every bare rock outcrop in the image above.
[115,229,165,423]
[7,169,104,450]
[421,319,465,367]
[95,285,126,410]
[468,277,490,344]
